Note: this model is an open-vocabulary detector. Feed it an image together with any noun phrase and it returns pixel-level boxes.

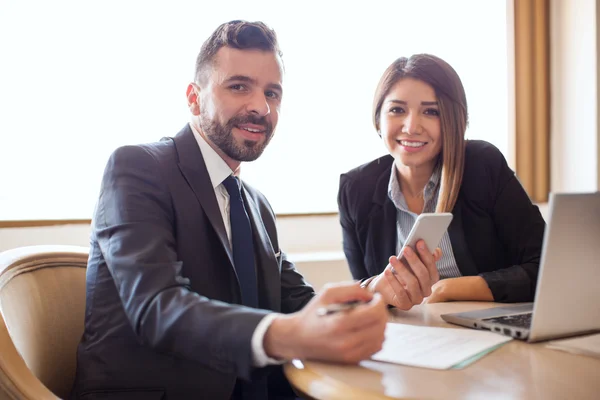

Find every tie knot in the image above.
[222,175,241,198]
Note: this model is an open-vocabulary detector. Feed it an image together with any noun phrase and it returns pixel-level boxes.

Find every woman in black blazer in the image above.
[338,54,545,310]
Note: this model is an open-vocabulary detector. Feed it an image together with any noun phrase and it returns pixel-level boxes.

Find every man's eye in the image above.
[265,91,280,99]
[229,84,246,91]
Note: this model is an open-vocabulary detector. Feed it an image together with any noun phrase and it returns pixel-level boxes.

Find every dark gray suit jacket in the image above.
[71,125,315,399]
[338,140,546,303]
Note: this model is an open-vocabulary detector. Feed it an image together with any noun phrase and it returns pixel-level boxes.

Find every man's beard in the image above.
[199,111,274,162]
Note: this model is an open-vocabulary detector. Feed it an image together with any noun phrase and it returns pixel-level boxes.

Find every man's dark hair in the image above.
[194,20,282,83]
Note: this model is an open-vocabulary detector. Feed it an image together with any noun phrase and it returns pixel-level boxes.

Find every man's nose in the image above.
[247,91,270,117]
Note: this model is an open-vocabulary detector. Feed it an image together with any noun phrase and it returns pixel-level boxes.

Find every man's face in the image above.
[188,47,283,166]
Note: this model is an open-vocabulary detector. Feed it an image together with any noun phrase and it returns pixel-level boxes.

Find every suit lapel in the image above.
[242,188,281,311]
[448,199,479,276]
[368,167,397,276]
[367,200,397,276]
[172,125,234,267]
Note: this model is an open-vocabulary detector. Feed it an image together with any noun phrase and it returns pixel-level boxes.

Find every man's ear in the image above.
[186,83,201,116]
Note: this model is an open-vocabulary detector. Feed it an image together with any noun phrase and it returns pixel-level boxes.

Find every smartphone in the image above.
[398,213,453,263]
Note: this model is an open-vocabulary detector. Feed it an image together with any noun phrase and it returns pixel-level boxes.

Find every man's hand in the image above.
[263,282,388,364]
[368,240,441,310]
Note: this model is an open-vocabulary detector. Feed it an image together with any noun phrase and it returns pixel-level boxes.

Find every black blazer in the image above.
[71,125,314,399]
[338,140,545,303]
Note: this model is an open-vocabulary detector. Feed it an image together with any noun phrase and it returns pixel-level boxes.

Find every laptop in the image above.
[441,192,600,342]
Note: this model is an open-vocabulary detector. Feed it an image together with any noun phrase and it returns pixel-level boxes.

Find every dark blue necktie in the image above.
[222,175,259,308]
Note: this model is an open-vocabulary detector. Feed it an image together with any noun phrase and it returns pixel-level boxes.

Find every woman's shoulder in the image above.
[464,139,507,165]
[338,154,394,214]
[464,140,513,176]
[340,154,394,191]
[461,139,516,203]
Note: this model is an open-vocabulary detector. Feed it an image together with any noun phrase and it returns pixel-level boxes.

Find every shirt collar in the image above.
[189,122,236,189]
[424,162,442,198]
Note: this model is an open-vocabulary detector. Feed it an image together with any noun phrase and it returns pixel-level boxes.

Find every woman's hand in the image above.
[423,276,495,304]
[367,240,441,310]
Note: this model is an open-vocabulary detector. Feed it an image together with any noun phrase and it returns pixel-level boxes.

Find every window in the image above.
[0,0,509,219]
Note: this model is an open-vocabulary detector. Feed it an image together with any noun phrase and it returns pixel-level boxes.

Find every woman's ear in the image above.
[375,118,382,137]
[186,83,201,116]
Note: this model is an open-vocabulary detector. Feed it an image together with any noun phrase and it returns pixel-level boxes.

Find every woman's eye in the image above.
[424,108,440,116]
[390,107,405,114]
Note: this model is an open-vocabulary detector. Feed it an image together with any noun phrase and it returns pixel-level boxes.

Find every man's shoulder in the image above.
[109,137,177,168]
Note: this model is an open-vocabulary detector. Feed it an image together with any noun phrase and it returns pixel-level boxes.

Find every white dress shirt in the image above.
[190,123,282,368]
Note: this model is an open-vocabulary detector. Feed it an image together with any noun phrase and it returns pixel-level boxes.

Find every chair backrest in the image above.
[0,245,88,400]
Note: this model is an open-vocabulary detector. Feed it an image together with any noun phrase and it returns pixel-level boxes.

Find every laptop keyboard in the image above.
[483,312,532,328]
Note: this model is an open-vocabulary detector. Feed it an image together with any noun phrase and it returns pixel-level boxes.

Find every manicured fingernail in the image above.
[390,266,398,275]
[404,247,412,256]
[418,242,425,250]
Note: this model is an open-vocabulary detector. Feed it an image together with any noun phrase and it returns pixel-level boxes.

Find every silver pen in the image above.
[316,300,366,317]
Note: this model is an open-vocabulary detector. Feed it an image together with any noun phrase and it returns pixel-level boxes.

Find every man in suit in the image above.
[71,20,388,400]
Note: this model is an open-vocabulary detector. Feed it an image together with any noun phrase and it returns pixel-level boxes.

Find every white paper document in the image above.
[372,323,513,369]
[546,333,600,359]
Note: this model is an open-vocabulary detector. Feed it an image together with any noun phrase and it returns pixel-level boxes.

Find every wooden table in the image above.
[284,302,600,399]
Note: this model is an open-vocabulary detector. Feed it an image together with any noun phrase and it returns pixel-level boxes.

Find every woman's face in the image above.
[379,78,442,171]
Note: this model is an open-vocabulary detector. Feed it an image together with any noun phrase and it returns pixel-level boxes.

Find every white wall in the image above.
[1,2,595,290]
[551,0,600,192]
[0,203,550,292]
[0,224,91,252]
[0,216,351,292]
